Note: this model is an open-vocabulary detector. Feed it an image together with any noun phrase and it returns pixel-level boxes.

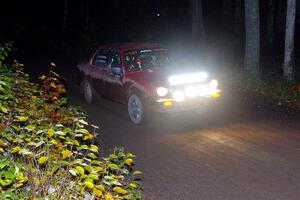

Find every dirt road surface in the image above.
[68,85,300,200]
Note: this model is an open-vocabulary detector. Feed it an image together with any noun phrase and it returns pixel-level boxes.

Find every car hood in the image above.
[139,65,204,85]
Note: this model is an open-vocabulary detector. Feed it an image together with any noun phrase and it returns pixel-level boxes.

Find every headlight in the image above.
[208,80,220,96]
[168,72,208,86]
[156,87,168,97]
[209,80,218,88]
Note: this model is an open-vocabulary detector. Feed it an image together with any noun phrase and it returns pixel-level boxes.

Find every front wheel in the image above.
[128,94,144,125]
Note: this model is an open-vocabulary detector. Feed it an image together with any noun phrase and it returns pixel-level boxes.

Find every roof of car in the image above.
[98,43,166,51]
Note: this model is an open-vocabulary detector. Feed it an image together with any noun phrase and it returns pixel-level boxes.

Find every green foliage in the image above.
[235,71,300,108]
[0,42,143,199]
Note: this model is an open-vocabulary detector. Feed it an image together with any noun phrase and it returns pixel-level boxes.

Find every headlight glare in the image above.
[210,80,218,88]
[173,90,185,102]
[168,72,208,85]
[198,85,208,96]
[156,87,168,97]
[185,86,197,98]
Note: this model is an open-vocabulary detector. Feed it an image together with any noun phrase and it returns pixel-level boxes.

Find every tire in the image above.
[128,94,144,125]
[82,78,94,104]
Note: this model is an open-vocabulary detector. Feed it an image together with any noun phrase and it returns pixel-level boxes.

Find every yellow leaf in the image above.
[84,165,93,172]
[128,183,137,189]
[17,116,28,122]
[75,166,85,175]
[0,106,8,113]
[133,171,142,175]
[15,183,23,187]
[84,178,94,182]
[108,164,119,170]
[94,166,103,172]
[105,192,113,200]
[48,129,55,137]
[61,149,72,159]
[77,128,89,134]
[0,139,7,147]
[94,189,103,197]
[113,187,128,195]
[19,176,28,182]
[95,185,105,192]
[90,145,99,153]
[50,82,56,88]
[12,146,21,153]
[0,148,4,153]
[84,181,94,189]
[124,195,135,200]
[50,139,57,145]
[88,173,99,180]
[126,153,136,158]
[73,140,79,146]
[38,156,48,164]
[84,133,93,140]
[31,96,37,101]
[125,158,133,166]
[39,75,46,80]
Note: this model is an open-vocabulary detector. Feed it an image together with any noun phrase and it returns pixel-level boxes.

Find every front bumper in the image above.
[146,95,219,114]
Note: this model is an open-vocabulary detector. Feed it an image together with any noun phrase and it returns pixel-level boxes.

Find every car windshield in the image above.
[124,48,174,72]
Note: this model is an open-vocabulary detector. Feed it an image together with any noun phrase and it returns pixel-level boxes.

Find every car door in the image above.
[90,48,110,96]
[104,49,125,102]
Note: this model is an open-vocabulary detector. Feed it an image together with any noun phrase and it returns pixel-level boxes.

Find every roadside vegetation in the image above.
[233,70,300,109]
[0,42,143,199]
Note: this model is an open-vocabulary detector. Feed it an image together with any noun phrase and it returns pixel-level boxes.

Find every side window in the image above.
[92,49,109,67]
[108,50,121,68]
[124,52,142,72]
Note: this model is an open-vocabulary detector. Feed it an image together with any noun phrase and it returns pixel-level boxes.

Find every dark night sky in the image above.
[0,0,299,79]
[0,0,221,42]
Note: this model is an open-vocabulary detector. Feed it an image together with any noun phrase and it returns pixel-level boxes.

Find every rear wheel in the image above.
[128,94,144,125]
[82,78,94,104]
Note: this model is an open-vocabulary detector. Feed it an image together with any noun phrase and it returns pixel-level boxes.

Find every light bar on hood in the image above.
[168,72,208,86]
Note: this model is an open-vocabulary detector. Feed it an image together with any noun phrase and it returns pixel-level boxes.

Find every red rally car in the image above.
[77,43,221,124]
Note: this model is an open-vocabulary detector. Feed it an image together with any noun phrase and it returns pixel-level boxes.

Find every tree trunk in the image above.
[283,0,296,81]
[234,0,242,36]
[267,0,275,45]
[63,0,68,34]
[244,0,260,74]
[222,0,234,34]
[191,0,205,42]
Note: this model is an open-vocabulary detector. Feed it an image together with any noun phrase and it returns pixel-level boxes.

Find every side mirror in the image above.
[111,66,122,75]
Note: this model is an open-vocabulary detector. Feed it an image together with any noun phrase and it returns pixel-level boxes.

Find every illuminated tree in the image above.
[234,0,242,36]
[283,0,296,81]
[244,0,260,74]
[191,0,205,42]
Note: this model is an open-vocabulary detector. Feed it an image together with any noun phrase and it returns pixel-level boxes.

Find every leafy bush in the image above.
[0,42,143,199]
[235,71,300,108]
